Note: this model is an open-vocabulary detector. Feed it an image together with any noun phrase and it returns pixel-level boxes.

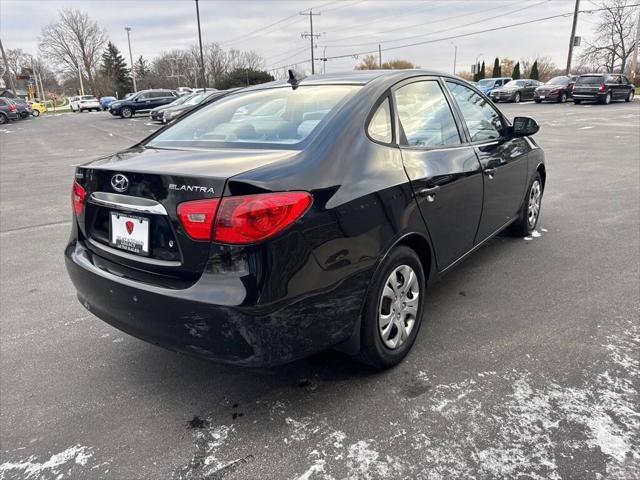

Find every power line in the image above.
[316,4,640,62]
[323,0,539,48]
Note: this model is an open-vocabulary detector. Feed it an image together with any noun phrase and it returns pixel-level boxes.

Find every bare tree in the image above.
[354,54,379,70]
[39,8,107,93]
[579,0,639,72]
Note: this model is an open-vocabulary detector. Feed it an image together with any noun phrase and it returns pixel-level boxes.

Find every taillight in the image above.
[177,198,220,241]
[72,181,86,215]
[598,84,606,92]
[214,192,312,244]
[8,104,16,112]
[176,192,312,244]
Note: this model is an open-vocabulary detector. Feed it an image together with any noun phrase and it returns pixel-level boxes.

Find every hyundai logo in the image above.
[111,174,129,193]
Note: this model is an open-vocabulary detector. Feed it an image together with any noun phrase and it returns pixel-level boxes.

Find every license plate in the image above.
[110,212,150,255]
[539,96,545,99]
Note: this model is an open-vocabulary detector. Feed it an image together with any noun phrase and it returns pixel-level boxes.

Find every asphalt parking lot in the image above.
[1,101,639,480]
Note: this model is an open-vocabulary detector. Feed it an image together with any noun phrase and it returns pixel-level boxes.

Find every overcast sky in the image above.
[1,0,594,75]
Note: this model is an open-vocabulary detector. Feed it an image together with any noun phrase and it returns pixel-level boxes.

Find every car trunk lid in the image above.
[75,146,297,287]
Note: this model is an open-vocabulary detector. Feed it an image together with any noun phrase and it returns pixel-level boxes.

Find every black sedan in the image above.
[490,79,541,103]
[534,75,573,103]
[65,70,546,368]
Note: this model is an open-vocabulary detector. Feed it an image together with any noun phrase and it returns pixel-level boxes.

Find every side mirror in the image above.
[512,116,539,137]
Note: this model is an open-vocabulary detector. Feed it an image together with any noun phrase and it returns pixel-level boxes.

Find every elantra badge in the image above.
[111,174,129,192]
[169,183,215,194]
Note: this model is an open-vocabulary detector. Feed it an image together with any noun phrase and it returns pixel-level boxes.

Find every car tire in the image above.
[573,99,582,104]
[626,90,634,102]
[559,92,568,103]
[514,92,521,103]
[600,92,611,105]
[32,110,40,117]
[356,246,426,369]
[0,113,7,124]
[534,99,542,104]
[510,172,543,237]
[120,107,133,118]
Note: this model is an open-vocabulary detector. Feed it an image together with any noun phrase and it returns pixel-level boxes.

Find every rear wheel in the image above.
[120,107,133,118]
[559,92,568,103]
[600,92,611,105]
[626,90,634,102]
[514,92,521,103]
[510,172,543,236]
[0,113,7,124]
[357,246,425,369]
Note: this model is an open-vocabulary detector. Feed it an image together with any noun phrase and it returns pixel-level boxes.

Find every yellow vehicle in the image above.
[28,100,46,117]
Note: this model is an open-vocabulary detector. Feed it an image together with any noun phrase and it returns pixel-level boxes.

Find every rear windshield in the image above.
[546,76,569,86]
[82,95,97,100]
[576,76,604,85]
[504,80,526,87]
[147,85,360,149]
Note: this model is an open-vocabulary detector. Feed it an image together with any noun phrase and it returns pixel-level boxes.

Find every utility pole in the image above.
[630,10,640,85]
[300,9,321,74]
[323,46,328,74]
[125,27,137,92]
[379,44,382,68]
[0,39,17,95]
[565,0,580,75]
[451,43,458,75]
[195,0,207,91]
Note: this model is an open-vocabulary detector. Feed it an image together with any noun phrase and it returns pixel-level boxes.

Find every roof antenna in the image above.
[287,69,306,89]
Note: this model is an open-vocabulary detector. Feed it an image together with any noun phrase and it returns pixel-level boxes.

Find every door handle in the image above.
[417,186,440,202]
[484,167,497,177]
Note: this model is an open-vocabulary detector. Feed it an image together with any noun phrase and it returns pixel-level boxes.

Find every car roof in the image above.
[243,69,454,91]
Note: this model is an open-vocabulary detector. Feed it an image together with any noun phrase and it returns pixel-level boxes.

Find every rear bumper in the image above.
[572,93,604,101]
[65,239,368,367]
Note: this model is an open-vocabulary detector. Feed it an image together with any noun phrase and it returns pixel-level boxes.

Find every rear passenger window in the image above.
[394,81,460,148]
[446,81,504,142]
[368,98,392,143]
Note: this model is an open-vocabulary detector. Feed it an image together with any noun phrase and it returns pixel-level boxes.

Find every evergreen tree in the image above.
[512,62,521,80]
[480,60,486,80]
[101,42,132,96]
[492,57,500,78]
[530,60,539,80]
[134,56,149,79]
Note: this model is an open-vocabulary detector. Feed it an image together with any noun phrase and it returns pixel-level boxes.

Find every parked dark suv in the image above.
[572,74,635,104]
[109,89,178,118]
[0,98,19,124]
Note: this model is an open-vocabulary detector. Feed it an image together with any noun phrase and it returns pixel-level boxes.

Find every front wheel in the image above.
[559,92,568,103]
[357,246,425,369]
[626,90,635,102]
[510,173,543,236]
[573,99,582,104]
[514,92,521,103]
[534,99,542,104]
[0,113,7,124]
[120,106,133,118]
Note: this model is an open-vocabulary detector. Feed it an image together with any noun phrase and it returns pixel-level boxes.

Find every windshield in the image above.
[504,80,526,88]
[546,76,569,86]
[147,85,360,149]
[576,75,604,85]
[477,79,495,87]
[184,93,208,106]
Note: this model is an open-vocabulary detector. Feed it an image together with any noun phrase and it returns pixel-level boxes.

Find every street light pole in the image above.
[195,0,207,92]
[125,27,137,93]
[0,39,17,95]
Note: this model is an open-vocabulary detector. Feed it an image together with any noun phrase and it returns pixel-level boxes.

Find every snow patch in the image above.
[0,445,94,479]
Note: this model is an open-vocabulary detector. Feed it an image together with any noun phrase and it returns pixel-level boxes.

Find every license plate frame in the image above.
[109,212,150,256]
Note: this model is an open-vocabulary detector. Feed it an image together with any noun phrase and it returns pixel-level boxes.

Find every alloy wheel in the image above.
[605,92,611,105]
[514,93,520,103]
[560,93,567,103]
[629,91,635,102]
[527,180,542,229]
[121,107,133,118]
[378,265,419,350]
